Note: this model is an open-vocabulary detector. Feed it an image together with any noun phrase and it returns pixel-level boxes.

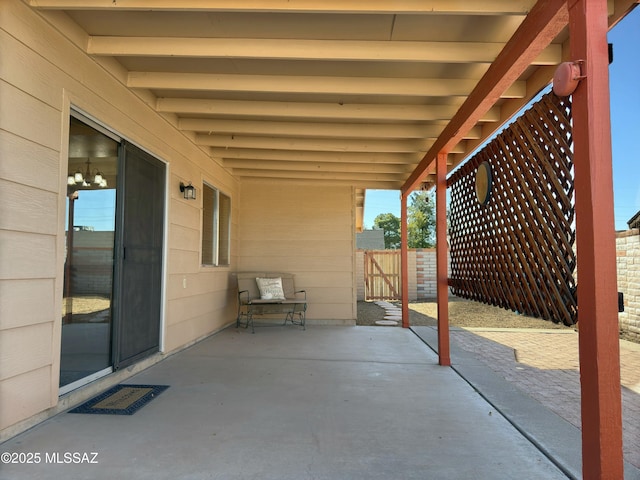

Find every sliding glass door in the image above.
[60,113,166,394]
[60,116,118,392]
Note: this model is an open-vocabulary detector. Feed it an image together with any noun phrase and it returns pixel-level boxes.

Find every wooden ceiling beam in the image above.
[130,72,527,98]
[401,0,570,194]
[180,118,453,139]
[210,141,465,161]
[241,178,404,190]
[196,134,433,153]
[88,37,561,65]
[230,168,407,183]
[29,0,537,15]
[190,119,482,141]
[224,159,415,174]
[158,98,501,122]
[210,148,423,164]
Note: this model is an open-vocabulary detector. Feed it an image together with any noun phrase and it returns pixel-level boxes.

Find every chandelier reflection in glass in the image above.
[67,158,108,188]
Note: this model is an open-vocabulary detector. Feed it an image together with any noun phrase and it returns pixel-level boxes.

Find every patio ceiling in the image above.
[29,0,635,217]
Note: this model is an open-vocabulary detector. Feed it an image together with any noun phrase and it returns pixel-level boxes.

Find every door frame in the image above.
[60,106,169,391]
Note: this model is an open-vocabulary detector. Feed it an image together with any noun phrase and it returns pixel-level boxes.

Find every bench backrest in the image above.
[235,272,297,300]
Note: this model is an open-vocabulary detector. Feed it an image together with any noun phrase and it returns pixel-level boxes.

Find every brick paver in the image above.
[450,328,640,469]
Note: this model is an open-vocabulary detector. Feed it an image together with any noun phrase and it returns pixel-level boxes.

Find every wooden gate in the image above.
[364,250,401,301]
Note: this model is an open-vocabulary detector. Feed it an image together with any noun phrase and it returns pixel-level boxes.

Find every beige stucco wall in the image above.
[238,180,357,323]
[0,1,363,438]
[356,251,366,300]
[0,1,239,436]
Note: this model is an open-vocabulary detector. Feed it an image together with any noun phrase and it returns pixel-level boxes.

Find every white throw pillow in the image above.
[256,277,285,300]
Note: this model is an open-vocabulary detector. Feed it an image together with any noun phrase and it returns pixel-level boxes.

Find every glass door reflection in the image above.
[60,116,118,392]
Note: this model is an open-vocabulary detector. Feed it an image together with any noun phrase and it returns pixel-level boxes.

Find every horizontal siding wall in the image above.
[238,180,356,323]
[0,1,238,436]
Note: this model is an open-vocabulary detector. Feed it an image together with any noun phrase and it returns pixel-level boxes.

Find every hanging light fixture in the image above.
[72,169,84,184]
[67,158,107,188]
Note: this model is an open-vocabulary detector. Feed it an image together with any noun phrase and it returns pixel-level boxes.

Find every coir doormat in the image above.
[69,384,169,415]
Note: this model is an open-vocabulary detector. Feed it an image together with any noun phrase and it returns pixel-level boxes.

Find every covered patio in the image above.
[0,326,585,479]
[1,1,637,479]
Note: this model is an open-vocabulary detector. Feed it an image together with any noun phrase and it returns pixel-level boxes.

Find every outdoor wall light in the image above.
[180,182,196,200]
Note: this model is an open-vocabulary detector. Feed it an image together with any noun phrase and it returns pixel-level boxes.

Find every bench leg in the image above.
[237,307,255,333]
[247,309,254,333]
[285,308,306,330]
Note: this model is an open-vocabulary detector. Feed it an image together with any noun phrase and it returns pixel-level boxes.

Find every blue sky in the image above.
[610,7,640,229]
[70,189,116,231]
[364,7,640,231]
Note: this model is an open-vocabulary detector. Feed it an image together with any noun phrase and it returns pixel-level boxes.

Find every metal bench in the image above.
[235,272,307,333]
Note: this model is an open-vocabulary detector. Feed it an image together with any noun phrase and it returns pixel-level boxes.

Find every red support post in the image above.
[436,152,451,366]
[568,0,624,478]
[401,192,410,328]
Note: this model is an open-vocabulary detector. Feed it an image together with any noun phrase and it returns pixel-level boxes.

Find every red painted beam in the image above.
[401,0,569,195]
[400,193,410,328]
[436,152,450,366]
[568,0,624,478]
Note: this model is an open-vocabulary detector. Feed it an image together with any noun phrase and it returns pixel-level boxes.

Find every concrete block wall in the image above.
[415,249,437,298]
[617,229,640,341]
[68,231,114,296]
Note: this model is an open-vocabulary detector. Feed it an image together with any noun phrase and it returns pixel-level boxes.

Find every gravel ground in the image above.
[357,297,574,330]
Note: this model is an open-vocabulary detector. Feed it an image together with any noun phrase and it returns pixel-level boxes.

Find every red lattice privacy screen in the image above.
[447,92,577,326]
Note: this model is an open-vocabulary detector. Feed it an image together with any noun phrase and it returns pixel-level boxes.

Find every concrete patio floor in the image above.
[0,326,566,480]
[0,325,575,480]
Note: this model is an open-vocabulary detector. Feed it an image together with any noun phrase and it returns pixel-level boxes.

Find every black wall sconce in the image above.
[180,182,196,200]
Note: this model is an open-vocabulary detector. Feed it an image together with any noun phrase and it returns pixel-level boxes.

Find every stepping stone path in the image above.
[375,320,399,326]
[373,301,402,326]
